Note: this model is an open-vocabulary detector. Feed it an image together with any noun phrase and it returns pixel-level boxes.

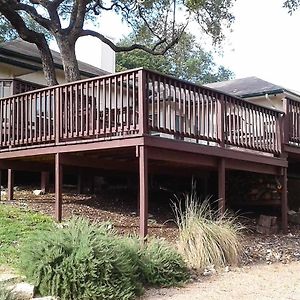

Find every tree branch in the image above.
[13,1,52,31]
[0,0,57,85]
[80,29,182,55]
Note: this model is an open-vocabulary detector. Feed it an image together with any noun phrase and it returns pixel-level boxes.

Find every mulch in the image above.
[2,186,300,266]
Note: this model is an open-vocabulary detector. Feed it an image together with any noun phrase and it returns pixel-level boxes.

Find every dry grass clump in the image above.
[173,187,244,271]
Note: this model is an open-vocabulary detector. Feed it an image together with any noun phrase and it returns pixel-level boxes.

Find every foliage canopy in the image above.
[0,0,236,85]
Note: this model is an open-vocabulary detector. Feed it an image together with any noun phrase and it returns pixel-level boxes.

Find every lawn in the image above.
[0,204,53,267]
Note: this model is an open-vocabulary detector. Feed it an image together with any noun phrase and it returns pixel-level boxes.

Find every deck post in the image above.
[281,167,288,233]
[41,171,50,193]
[282,98,289,145]
[217,94,225,147]
[138,145,148,240]
[218,158,226,214]
[55,153,63,222]
[77,172,83,194]
[138,69,148,135]
[7,169,14,201]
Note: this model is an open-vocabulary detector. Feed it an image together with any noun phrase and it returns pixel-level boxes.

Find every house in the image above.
[205,76,300,111]
[0,38,109,97]
[0,41,296,238]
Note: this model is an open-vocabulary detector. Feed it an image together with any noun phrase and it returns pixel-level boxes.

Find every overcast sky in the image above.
[73,0,300,91]
[215,0,300,91]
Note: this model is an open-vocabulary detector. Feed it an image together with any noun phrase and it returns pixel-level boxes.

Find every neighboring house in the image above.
[0,39,109,98]
[205,76,300,111]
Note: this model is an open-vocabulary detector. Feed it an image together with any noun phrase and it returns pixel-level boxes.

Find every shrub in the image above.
[173,186,243,271]
[19,218,139,300]
[19,218,188,300]
[140,238,188,287]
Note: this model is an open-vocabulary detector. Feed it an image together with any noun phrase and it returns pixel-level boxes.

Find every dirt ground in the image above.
[142,262,300,300]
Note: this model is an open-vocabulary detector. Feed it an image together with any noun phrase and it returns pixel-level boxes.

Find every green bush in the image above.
[173,186,244,271]
[20,218,188,300]
[140,239,188,287]
[20,218,139,300]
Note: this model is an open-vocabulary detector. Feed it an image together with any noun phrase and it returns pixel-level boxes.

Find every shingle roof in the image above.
[0,39,109,77]
[205,76,284,97]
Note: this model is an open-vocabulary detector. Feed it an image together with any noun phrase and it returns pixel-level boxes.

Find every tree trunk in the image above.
[56,38,81,83]
[0,1,58,86]
[37,39,58,86]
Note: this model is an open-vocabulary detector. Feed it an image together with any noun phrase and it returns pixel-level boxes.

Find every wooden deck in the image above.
[0,68,299,237]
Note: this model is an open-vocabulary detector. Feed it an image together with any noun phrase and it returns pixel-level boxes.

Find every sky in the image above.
[214,0,300,91]
[72,0,300,91]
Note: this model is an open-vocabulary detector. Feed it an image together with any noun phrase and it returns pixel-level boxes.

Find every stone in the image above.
[0,273,22,285]
[202,265,216,276]
[11,282,34,300]
[1,190,7,197]
[33,190,45,196]
[288,210,300,224]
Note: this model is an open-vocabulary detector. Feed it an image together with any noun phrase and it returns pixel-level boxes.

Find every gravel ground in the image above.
[141,262,300,300]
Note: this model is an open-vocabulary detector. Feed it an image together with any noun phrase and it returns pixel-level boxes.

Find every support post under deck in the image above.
[7,169,14,201]
[218,158,226,214]
[281,167,288,233]
[55,153,63,222]
[138,145,148,240]
[77,172,83,194]
[41,171,50,193]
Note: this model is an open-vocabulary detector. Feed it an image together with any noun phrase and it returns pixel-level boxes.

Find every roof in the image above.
[205,76,285,98]
[0,39,109,78]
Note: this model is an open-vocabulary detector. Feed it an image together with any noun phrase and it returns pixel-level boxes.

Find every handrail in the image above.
[144,69,282,154]
[0,68,284,155]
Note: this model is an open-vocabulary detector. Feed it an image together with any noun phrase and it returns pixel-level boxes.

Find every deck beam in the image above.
[281,167,288,233]
[218,158,226,214]
[138,145,148,240]
[41,171,50,193]
[7,169,14,201]
[55,153,63,222]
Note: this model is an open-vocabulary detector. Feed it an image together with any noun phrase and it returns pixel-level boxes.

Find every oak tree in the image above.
[0,0,235,86]
[117,32,234,84]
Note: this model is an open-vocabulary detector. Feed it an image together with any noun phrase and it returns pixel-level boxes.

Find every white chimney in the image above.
[75,35,116,73]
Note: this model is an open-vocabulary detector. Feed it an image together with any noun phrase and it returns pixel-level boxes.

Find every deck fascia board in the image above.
[144,136,288,168]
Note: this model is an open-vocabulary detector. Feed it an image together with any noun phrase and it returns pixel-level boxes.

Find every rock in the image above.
[33,190,45,196]
[11,282,34,300]
[288,211,300,224]
[202,265,216,276]
[0,273,22,285]
[1,190,7,197]
[13,186,19,191]
[224,266,230,272]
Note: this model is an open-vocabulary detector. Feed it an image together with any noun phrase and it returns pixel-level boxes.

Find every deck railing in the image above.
[145,70,282,154]
[0,68,284,154]
[285,98,300,147]
[0,79,43,99]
